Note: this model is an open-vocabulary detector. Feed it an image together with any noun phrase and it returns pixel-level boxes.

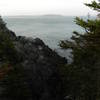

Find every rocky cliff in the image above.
[0,17,67,100]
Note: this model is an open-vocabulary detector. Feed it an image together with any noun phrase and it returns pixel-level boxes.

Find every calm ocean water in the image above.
[3,16,85,49]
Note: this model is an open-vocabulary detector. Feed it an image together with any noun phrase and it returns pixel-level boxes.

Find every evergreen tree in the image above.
[60,1,100,100]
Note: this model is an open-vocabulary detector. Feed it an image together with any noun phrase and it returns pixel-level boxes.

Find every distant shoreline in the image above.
[2,15,96,18]
[3,15,96,20]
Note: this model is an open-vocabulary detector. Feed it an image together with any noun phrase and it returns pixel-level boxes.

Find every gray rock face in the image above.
[0,26,67,100]
[0,19,67,100]
[13,36,67,100]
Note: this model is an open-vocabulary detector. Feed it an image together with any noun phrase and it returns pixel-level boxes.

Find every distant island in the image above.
[43,14,64,17]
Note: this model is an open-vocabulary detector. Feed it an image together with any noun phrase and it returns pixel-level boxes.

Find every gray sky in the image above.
[0,0,97,16]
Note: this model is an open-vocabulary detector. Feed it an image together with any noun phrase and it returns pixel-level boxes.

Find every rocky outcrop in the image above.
[0,17,67,100]
[13,36,67,100]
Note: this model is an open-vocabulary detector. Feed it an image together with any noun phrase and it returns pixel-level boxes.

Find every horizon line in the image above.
[2,14,96,17]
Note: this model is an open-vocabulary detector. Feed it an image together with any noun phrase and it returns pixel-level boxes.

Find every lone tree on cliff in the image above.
[60,1,100,100]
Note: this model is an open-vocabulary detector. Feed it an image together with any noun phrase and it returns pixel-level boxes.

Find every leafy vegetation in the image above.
[60,1,100,100]
[0,16,31,100]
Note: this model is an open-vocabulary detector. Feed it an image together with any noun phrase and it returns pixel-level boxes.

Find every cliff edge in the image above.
[0,16,67,100]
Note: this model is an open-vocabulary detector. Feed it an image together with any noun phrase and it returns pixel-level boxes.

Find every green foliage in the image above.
[0,16,7,31]
[0,32,14,62]
[1,64,32,100]
[60,1,100,100]
[0,16,31,100]
[85,1,100,11]
[75,17,100,34]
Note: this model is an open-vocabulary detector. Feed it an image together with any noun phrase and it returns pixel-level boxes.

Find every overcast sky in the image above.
[0,0,97,16]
